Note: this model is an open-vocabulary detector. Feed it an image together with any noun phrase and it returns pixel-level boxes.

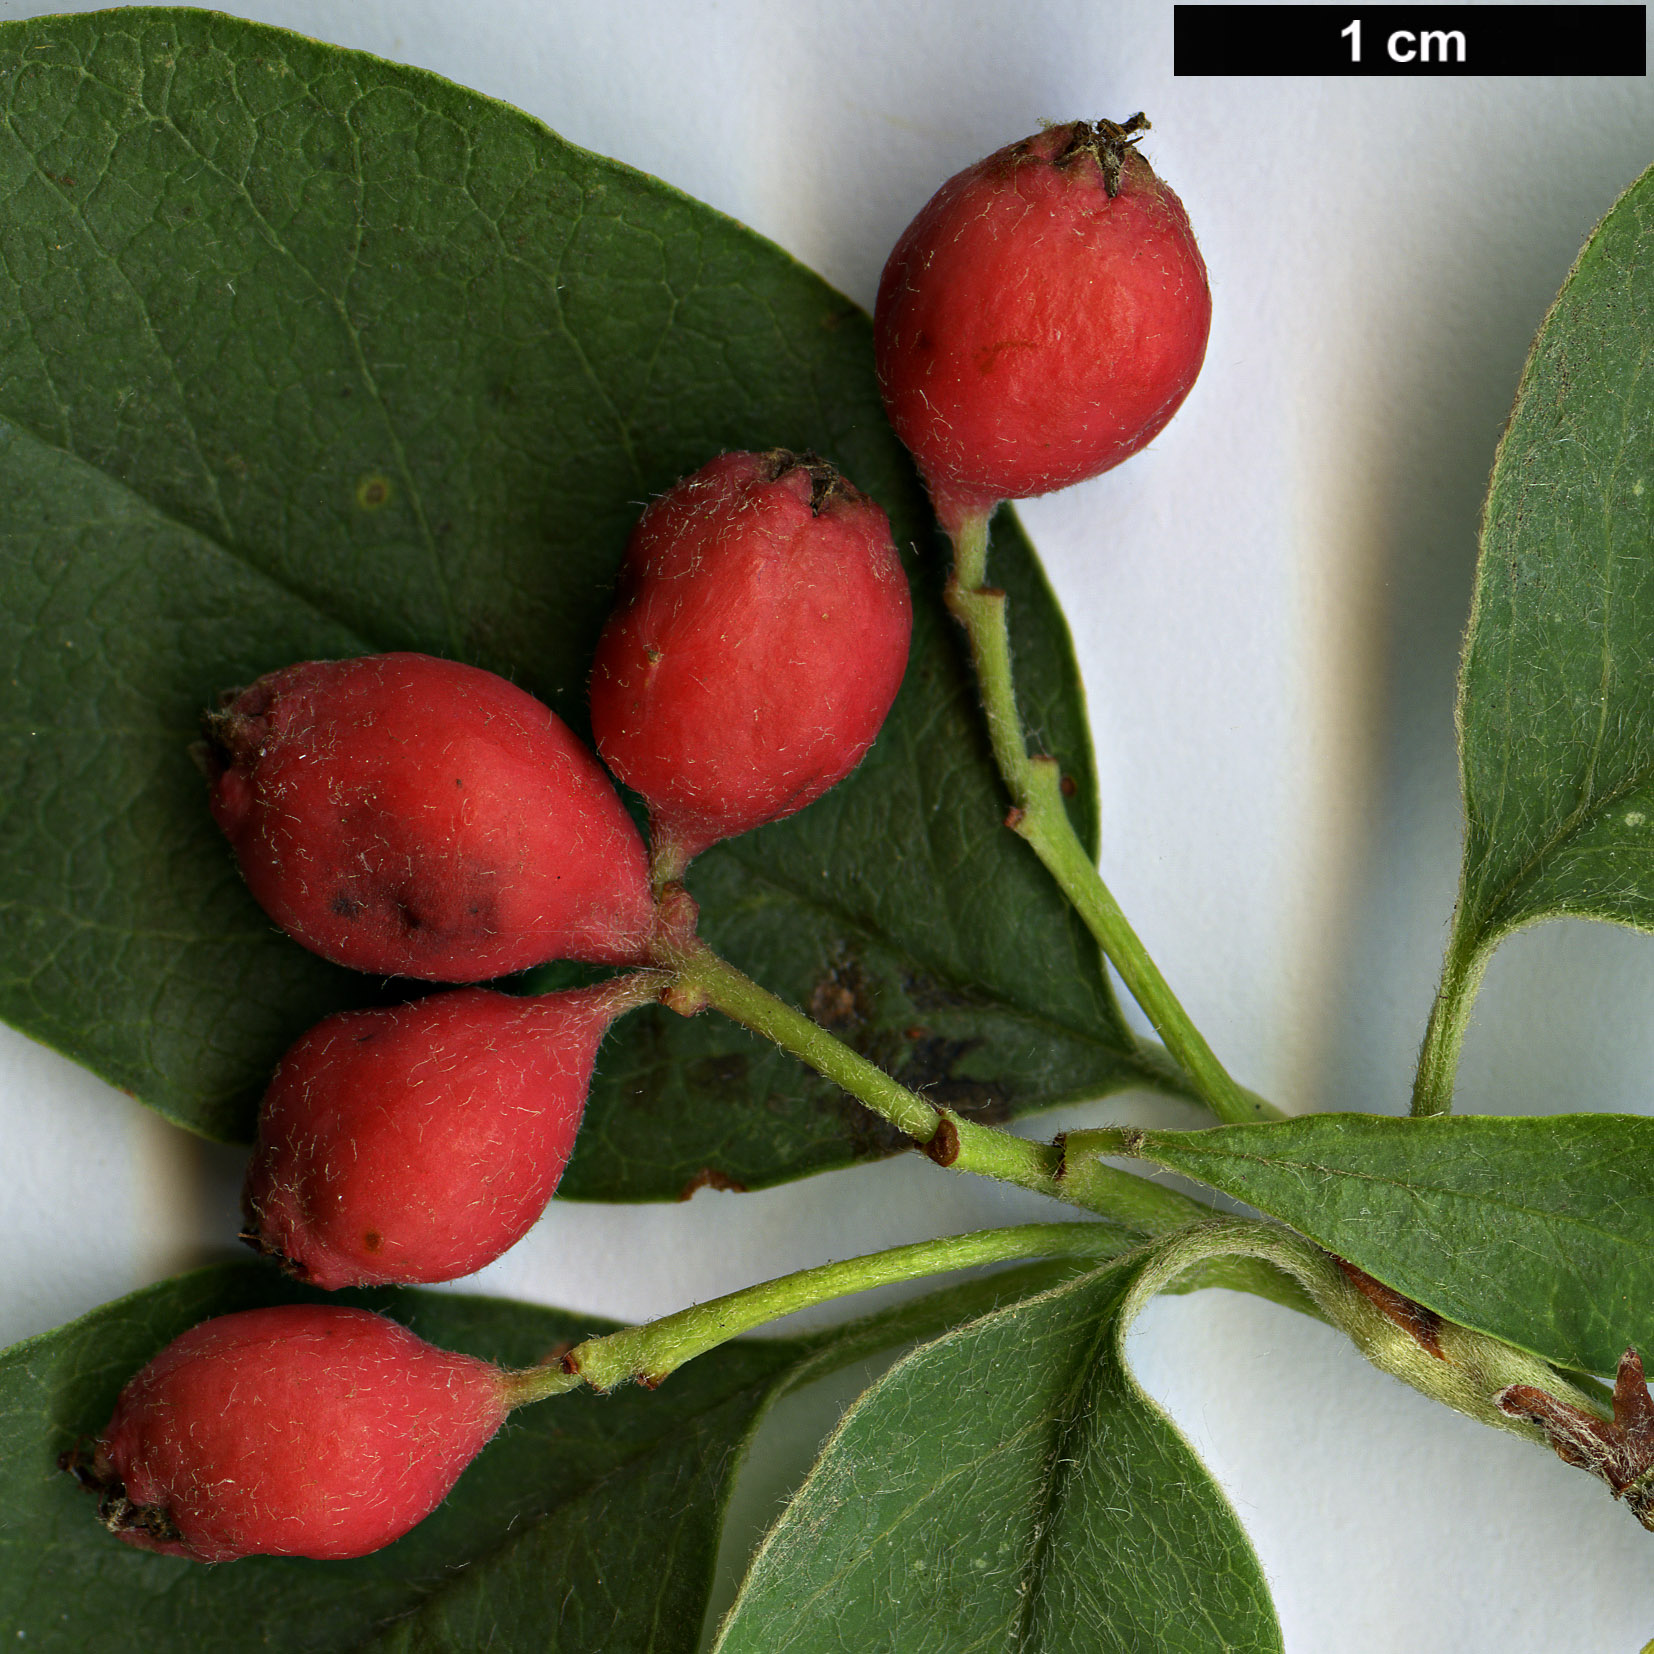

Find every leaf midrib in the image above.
[1011,1277,1120,1651]
[0,412,380,659]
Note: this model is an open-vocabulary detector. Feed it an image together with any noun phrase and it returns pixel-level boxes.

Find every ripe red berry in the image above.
[243,983,636,1289]
[201,653,655,981]
[82,1305,508,1561]
[589,450,912,872]
[874,116,1211,528]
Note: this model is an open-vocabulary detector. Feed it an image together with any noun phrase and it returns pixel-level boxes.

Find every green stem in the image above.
[506,1211,1607,1483]
[1052,1129,1322,1318]
[646,908,1314,1316]
[503,1221,1137,1405]
[663,935,940,1143]
[1410,928,1489,1117]
[585,967,678,1017]
[1127,1219,1609,1443]
[944,508,1279,1126]
[658,931,1226,1238]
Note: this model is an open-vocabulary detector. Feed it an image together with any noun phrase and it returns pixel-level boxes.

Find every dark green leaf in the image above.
[0,1254,1083,1652]
[0,7,1162,1197]
[1129,1112,1654,1374]
[713,1260,1281,1654]
[1450,165,1654,969]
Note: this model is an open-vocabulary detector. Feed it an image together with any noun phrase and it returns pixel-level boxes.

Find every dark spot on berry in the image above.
[363,1230,383,1253]
[332,894,364,919]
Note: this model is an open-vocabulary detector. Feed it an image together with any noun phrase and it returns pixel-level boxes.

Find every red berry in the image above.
[243,984,628,1289]
[84,1305,508,1561]
[589,451,912,870]
[201,653,655,980]
[874,117,1211,527]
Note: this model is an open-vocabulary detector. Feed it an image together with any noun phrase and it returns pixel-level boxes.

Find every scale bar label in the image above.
[1174,6,1646,74]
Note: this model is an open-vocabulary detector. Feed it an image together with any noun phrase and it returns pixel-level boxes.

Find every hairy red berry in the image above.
[874,117,1211,527]
[201,653,654,980]
[589,450,912,871]
[83,1305,508,1562]
[243,983,638,1289]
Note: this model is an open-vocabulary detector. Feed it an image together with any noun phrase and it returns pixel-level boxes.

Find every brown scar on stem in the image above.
[1004,807,1026,831]
[678,1167,749,1201]
[1334,1257,1445,1358]
[1499,1347,1654,1530]
[924,1114,961,1167]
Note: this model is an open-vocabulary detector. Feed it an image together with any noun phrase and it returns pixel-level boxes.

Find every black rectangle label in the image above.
[1174,5,1646,74]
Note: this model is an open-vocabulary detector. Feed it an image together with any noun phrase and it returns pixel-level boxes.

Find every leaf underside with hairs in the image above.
[0,8,1166,1200]
[1448,165,1654,977]
[714,1259,1281,1654]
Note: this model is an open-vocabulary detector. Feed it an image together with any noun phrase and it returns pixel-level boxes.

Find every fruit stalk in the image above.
[648,926,1312,1303]
[504,1221,1143,1404]
[657,925,1201,1216]
[946,508,1280,1127]
[508,1210,1601,1490]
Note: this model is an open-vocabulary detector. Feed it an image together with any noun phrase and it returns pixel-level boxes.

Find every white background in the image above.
[2,1,1652,1648]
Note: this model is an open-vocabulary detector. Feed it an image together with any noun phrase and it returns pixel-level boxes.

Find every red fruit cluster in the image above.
[85,1306,508,1562]
[83,110,1202,1566]
[591,450,912,871]
[875,116,1210,528]
[88,445,913,1560]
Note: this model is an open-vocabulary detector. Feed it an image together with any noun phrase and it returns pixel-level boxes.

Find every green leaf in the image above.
[713,1259,1281,1654]
[1128,1112,1654,1374]
[0,7,1162,1198]
[0,1255,1080,1652]
[1424,165,1654,1101]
